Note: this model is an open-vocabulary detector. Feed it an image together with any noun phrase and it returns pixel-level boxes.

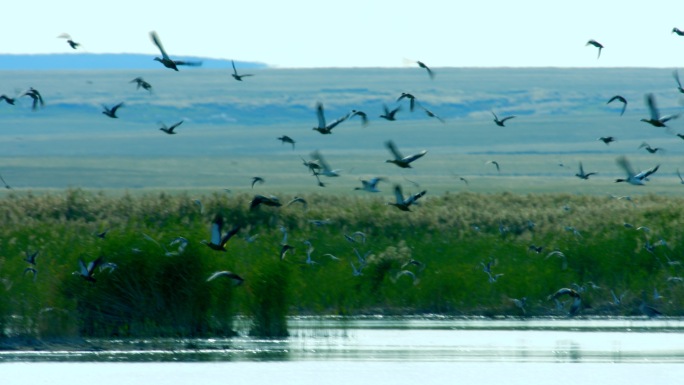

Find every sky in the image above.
[5,1,684,68]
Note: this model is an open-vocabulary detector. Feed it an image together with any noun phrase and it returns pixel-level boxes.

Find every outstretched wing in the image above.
[393,184,405,204]
[315,102,326,128]
[645,93,660,121]
[150,31,170,60]
[220,225,241,247]
[385,140,403,161]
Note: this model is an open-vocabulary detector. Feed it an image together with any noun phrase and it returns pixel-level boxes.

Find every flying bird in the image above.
[22,87,44,111]
[349,109,368,126]
[420,105,445,123]
[286,196,308,209]
[102,102,124,118]
[207,270,244,286]
[673,27,684,36]
[397,92,417,111]
[150,31,202,71]
[639,142,663,154]
[158,120,183,134]
[641,93,679,128]
[606,95,627,116]
[251,176,265,188]
[130,77,152,92]
[312,102,349,134]
[74,256,105,283]
[387,184,426,211]
[486,160,500,173]
[385,140,427,168]
[249,195,282,210]
[201,215,240,252]
[354,177,386,193]
[416,60,434,79]
[0,95,16,105]
[379,104,401,121]
[548,287,582,316]
[586,39,604,58]
[673,70,684,94]
[598,136,616,145]
[615,156,659,185]
[231,60,254,81]
[57,33,79,49]
[575,162,596,180]
[277,135,296,149]
[309,150,341,177]
[491,111,515,127]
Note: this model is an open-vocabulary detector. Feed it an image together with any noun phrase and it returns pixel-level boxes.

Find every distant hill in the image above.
[0,53,268,70]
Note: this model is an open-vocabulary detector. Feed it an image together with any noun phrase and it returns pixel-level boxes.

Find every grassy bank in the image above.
[1,189,683,340]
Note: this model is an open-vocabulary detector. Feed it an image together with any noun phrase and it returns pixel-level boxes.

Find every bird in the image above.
[24,250,39,265]
[379,104,401,121]
[354,177,386,193]
[598,136,616,145]
[277,135,295,150]
[286,196,308,209]
[511,297,527,315]
[309,150,341,177]
[491,111,515,126]
[158,120,183,134]
[420,105,445,123]
[130,77,152,93]
[575,162,596,180]
[249,195,282,210]
[673,70,684,94]
[207,271,244,286]
[201,215,240,252]
[385,140,427,168]
[393,270,420,285]
[74,256,105,283]
[231,60,254,81]
[416,60,434,79]
[150,31,202,71]
[606,95,627,116]
[0,173,11,189]
[586,39,604,58]
[639,142,663,154]
[674,27,684,36]
[22,87,44,111]
[279,244,294,260]
[387,184,426,212]
[548,287,582,316]
[397,92,417,111]
[251,176,265,189]
[102,102,124,118]
[312,102,349,134]
[57,33,79,49]
[615,156,659,185]
[640,93,679,128]
[545,250,568,270]
[349,110,368,126]
[486,160,500,173]
[0,95,16,105]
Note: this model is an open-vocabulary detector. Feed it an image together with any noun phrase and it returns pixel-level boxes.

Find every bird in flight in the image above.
[641,93,679,128]
[575,162,596,180]
[638,142,663,154]
[598,136,616,145]
[57,33,80,49]
[310,150,341,177]
[349,110,368,126]
[249,195,282,210]
[207,270,244,286]
[0,95,16,105]
[586,39,604,58]
[397,92,417,111]
[201,215,240,252]
[385,140,427,168]
[491,111,515,127]
[387,184,427,212]
[673,27,684,36]
[673,70,684,94]
[231,60,253,81]
[615,156,659,185]
[416,61,434,79]
[379,104,401,121]
[251,176,265,189]
[354,177,386,193]
[277,135,296,149]
[22,88,44,111]
[74,256,105,283]
[548,287,582,316]
[420,105,445,123]
[606,95,627,116]
[486,160,500,173]
[312,102,349,134]
[158,120,183,134]
[102,102,124,118]
[150,31,202,71]
[130,77,152,93]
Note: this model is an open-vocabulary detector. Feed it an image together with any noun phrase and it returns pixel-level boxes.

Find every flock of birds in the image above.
[5,28,684,319]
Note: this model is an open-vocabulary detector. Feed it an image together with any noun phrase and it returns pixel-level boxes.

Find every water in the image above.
[2,316,683,384]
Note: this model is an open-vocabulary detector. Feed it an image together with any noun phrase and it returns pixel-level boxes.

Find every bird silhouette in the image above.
[22,87,44,111]
[74,256,105,283]
[397,92,417,111]
[207,270,244,285]
[486,160,500,173]
[586,39,604,58]
[150,31,202,71]
[379,104,401,121]
[598,136,616,145]
[575,162,597,180]
[57,33,79,49]
[615,156,659,185]
[641,93,679,127]
[0,95,16,105]
[102,102,123,118]
[231,60,254,81]
[251,176,265,188]
[606,95,627,116]
[548,287,582,316]
[491,111,515,126]
[421,105,445,123]
[387,184,426,211]
[309,150,341,177]
[385,140,427,168]
[416,60,434,79]
[130,77,152,92]
[349,109,369,126]
[277,135,296,149]
[158,120,183,134]
[249,195,282,210]
[673,27,684,36]
[201,215,240,252]
[639,142,663,154]
[354,177,386,193]
[313,102,349,134]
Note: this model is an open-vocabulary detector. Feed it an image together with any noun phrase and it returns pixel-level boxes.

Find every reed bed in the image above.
[1,188,683,340]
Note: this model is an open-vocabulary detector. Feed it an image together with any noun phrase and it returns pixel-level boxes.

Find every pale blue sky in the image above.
[6,0,684,68]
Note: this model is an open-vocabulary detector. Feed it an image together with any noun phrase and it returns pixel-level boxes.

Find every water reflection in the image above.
[2,316,684,363]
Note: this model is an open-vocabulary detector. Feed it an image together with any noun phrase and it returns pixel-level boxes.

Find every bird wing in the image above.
[645,93,660,120]
[315,102,326,128]
[173,60,203,67]
[501,116,516,123]
[639,164,660,179]
[310,151,332,172]
[150,31,170,60]
[111,102,124,114]
[78,258,89,276]
[220,225,241,247]
[578,162,585,175]
[385,140,403,161]
[406,190,427,205]
[210,215,223,245]
[402,150,427,164]
[87,256,105,275]
[231,60,238,75]
[393,184,405,204]
[169,120,184,131]
[616,156,636,178]
[207,270,244,283]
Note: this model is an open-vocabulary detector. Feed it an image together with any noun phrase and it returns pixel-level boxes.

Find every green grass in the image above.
[1,189,683,341]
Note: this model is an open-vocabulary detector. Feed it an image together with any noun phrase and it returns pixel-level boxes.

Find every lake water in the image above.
[2,316,683,384]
